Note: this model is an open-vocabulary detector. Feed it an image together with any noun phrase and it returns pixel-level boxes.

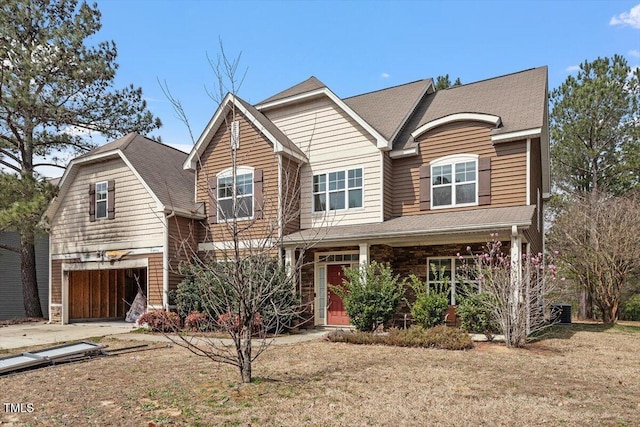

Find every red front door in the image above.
[327,264,350,326]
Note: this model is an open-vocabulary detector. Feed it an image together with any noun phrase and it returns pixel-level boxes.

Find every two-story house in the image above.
[47,66,548,326]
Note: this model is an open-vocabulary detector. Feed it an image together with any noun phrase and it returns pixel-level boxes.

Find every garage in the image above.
[68,268,146,321]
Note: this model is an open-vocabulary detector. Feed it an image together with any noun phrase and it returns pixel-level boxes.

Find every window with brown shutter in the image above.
[107,180,115,219]
[254,169,263,220]
[89,183,96,222]
[419,165,431,211]
[478,157,491,205]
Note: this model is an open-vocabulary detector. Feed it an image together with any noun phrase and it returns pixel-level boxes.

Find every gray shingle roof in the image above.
[284,205,535,244]
[258,76,327,105]
[83,133,198,213]
[394,66,548,150]
[344,79,432,141]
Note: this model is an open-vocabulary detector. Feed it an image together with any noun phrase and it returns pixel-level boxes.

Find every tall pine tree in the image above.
[0,0,161,317]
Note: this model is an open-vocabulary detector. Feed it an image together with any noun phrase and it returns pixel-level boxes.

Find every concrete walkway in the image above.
[0,321,329,351]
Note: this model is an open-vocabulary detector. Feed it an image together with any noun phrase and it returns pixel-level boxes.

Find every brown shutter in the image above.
[254,169,264,219]
[208,177,217,224]
[89,183,96,222]
[107,180,116,219]
[478,157,491,205]
[419,165,431,211]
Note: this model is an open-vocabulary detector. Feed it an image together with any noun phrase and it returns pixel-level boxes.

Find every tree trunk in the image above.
[21,231,43,318]
[240,331,252,383]
[578,289,593,320]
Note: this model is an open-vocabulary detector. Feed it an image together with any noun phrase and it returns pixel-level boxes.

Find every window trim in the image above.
[216,166,254,221]
[430,154,479,210]
[427,256,477,306]
[312,167,364,214]
[95,181,108,220]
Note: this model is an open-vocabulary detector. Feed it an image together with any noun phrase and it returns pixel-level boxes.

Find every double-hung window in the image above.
[431,155,478,208]
[95,181,108,220]
[217,167,253,220]
[313,168,363,212]
[427,257,477,305]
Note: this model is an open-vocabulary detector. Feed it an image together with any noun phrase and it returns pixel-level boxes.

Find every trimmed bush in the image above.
[457,292,500,340]
[184,311,215,331]
[407,275,449,328]
[332,261,405,332]
[326,325,472,350]
[622,294,640,321]
[138,310,180,332]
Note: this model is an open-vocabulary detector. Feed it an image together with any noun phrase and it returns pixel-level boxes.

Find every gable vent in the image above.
[230,120,240,149]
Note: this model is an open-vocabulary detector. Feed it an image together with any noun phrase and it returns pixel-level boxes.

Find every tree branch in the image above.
[0,243,21,253]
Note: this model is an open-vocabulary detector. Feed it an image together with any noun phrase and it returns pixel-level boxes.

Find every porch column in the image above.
[510,225,522,319]
[359,243,370,284]
[284,246,295,275]
[359,243,370,268]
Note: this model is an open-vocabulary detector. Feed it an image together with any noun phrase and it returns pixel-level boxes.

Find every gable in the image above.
[49,156,165,255]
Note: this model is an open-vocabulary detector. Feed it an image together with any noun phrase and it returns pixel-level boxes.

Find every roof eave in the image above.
[284,219,533,246]
[491,127,542,144]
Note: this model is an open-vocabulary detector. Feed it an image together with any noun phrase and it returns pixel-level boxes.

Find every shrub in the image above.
[332,261,405,332]
[171,267,229,319]
[407,275,449,328]
[138,310,180,332]
[184,311,215,332]
[622,294,640,321]
[457,292,500,340]
[326,325,472,350]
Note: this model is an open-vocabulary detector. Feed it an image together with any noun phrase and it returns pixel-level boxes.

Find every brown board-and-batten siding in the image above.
[196,109,281,246]
[392,121,528,217]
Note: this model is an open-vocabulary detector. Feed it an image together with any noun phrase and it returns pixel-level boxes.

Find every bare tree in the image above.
[154,45,333,383]
[549,191,640,324]
[462,236,561,348]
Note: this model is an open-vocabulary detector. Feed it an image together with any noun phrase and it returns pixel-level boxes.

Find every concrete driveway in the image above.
[0,321,329,351]
[0,321,138,350]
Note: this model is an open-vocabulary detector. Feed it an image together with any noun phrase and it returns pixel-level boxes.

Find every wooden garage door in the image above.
[69,269,145,320]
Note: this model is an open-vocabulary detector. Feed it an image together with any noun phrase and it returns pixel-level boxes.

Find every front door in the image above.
[327,264,350,326]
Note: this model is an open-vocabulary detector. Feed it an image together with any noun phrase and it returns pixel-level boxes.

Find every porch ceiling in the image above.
[284,205,535,246]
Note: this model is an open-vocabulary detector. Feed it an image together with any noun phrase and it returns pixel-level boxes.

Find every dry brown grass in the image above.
[1,323,639,426]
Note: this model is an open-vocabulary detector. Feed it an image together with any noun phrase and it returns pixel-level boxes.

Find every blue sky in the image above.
[90,0,639,157]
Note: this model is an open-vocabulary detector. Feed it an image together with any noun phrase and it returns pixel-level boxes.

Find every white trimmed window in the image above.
[313,168,363,212]
[217,167,253,220]
[427,257,476,305]
[95,181,108,220]
[431,155,478,209]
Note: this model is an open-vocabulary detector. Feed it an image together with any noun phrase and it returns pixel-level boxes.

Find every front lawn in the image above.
[1,323,639,426]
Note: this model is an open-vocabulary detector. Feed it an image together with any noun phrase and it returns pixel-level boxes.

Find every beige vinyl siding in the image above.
[196,109,281,244]
[265,97,382,228]
[50,158,164,255]
[393,122,528,216]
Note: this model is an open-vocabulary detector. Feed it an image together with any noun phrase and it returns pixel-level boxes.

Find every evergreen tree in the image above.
[0,0,161,317]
